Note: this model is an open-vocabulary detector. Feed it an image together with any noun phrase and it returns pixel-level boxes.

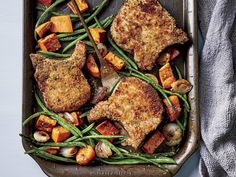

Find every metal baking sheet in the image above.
[22,0,199,176]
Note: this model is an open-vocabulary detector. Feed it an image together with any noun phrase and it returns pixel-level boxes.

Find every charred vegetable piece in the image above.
[159,63,176,89]
[163,96,181,121]
[142,130,165,154]
[52,126,71,143]
[50,15,73,33]
[95,141,112,158]
[35,21,52,38]
[37,0,52,6]
[44,147,60,155]
[156,52,171,65]
[86,54,100,78]
[97,43,108,57]
[104,52,125,71]
[96,120,120,142]
[90,87,108,105]
[33,131,50,142]
[64,112,80,126]
[35,115,57,133]
[163,123,182,146]
[67,0,89,14]
[89,28,106,44]
[171,79,192,94]
[60,147,78,158]
[169,48,180,60]
[76,145,95,165]
[38,33,61,52]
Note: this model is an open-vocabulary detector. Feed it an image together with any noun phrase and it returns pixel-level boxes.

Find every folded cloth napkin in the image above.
[198,0,236,177]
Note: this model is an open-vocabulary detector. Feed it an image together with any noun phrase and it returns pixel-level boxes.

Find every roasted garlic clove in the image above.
[171,79,192,94]
[95,141,112,158]
[60,147,78,158]
[33,131,50,142]
[163,123,182,146]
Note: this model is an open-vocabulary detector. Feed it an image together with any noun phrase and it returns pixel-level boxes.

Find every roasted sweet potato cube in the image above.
[86,54,100,78]
[159,63,176,89]
[76,145,95,165]
[163,96,181,121]
[35,115,57,133]
[37,0,52,6]
[104,52,125,71]
[35,21,52,38]
[67,0,89,14]
[50,15,73,33]
[96,120,120,141]
[52,126,71,142]
[89,28,106,44]
[156,52,171,65]
[38,33,61,52]
[142,130,165,154]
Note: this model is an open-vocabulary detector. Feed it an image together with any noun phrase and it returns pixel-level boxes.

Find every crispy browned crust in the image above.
[110,0,188,70]
[30,41,91,112]
[88,77,164,149]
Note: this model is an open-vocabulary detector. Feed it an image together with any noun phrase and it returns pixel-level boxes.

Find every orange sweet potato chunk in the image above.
[142,130,165,154]
[50,15,73,33]
[35,21,52,38]
[51,126,71,142]
[163,96,182,121]
[67,0,89,14]
[104,52,125,71]
[159,63,176,89]
[38,33,61,52]
[86,54,100,78]
[89,28,106,44]
[35,115,57,133]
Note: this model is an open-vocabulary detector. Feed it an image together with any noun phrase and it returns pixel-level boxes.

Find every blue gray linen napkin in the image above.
[198,0,236,176]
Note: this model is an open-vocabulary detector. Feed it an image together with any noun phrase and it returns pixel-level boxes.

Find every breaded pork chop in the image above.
[111,0,188,70]
[88,77,164,149]
[30,41,91,112]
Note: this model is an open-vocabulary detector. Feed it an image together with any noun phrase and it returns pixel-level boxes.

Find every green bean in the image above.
[73,0,110,30]
[65,123,95,142]
[35,92,83,137]
[37,141,86,147]
[123,153,167,171]
[34,150,77,163]
[62,16,112,53]
[62,33,88,53]
[84,40,93,47]
[23,111,45,126]
[107,77,121,96]
[176,119,185,131]
[99,156,176,165]
[175,66,189,130]
[38,51,71,58]
[34,0,67,40]
[60,36,79,42]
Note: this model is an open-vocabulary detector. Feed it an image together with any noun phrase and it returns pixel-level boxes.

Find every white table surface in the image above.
[0,1,200,176]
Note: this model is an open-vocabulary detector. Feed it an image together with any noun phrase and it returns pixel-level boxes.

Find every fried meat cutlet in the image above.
[110,0,188,70]
[88,77,164,149]
[30,41,91,112]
